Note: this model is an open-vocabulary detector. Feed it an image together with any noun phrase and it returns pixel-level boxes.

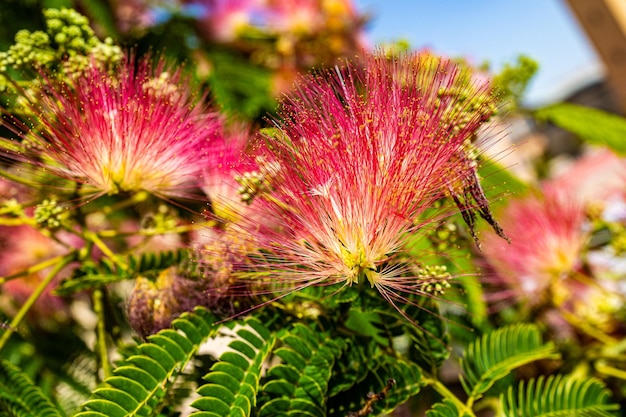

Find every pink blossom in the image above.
[265,0,324,34]
[2,54,222,200]
[201,125,259,222]
[207,50,502,309]
[481,187,587,307]
[547,148,626,207]
[191,0,266,42]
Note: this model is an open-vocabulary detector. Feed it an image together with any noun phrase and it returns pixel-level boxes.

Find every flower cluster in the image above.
[2,54,223,200]
[201,50,504,312]
[188,0,366,53]
[186,0,368,94]
[481,149,626,338]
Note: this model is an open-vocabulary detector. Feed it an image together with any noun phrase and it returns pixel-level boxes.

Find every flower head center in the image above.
[339,240,379,287]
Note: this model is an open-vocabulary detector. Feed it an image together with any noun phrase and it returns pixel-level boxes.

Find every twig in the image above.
[93,289,111,379]
[0,253,76,351]
[346,378,396,417]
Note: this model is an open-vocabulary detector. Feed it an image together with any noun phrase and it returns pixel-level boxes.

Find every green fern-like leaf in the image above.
[425,399,471,417]
[460,324,560,405]
[501,374,620,417]
[55,249,190,295]
[257,323,345,417]
[74,307,218,417]
[326,335,372,398]
[0,359,65,417]
[373,298,450,373]
[326,342,424,417]
[376,355,423,415]
[190,316,275,417]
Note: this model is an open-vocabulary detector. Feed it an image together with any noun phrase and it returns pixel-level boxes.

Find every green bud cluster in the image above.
[34,198,68,229]
[45,8,98,55]
[427,221,459,252]
[436,84,498,136]
[0,30,55,71]
[0,198,24,217]
[0,8,122,92]
[417,265,451,296]
[235,156,281,204]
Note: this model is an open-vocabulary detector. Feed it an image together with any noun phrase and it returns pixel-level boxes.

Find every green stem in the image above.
[84,230,128,272]
[93,289,111,379]
[0,253,70,285]
[595,361,626,381]
[557,307,618,346]
[96,220,216,239]
[0,217,36,227]
[422,375,476,417]
[0,253,76,351]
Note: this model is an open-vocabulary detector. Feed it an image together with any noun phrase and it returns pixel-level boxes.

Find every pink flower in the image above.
[207,50,502,309]
[191,0,266,42]
[481,187,587,307]
[201,125,259,222]
[2,54,222,200]
[265,0,323,34]
[548,148,626,206]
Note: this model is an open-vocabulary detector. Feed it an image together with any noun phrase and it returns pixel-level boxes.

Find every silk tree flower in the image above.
[201,125,260,223]
[548,148,626,207]
[202,50,503,310]
[480,186,588,309]
[1,54,222,200]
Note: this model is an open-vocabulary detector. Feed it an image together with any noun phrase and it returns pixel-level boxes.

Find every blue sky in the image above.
[354,0,603,107]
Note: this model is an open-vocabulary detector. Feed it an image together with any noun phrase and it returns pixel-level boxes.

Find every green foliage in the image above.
[326,341,424,416]
[477,156,529,207]
[74,307,219,417]
[372,355,423,415]
[460,324,560,404]
[534,102,626,155]
[501,374,621,417]
[204,48,276,121]
[190,317,275,417]
[257,323,344,417]
[491,54,539,111]
[426,399,469,417]
[55,249,191,295]
[0,359,65,417]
